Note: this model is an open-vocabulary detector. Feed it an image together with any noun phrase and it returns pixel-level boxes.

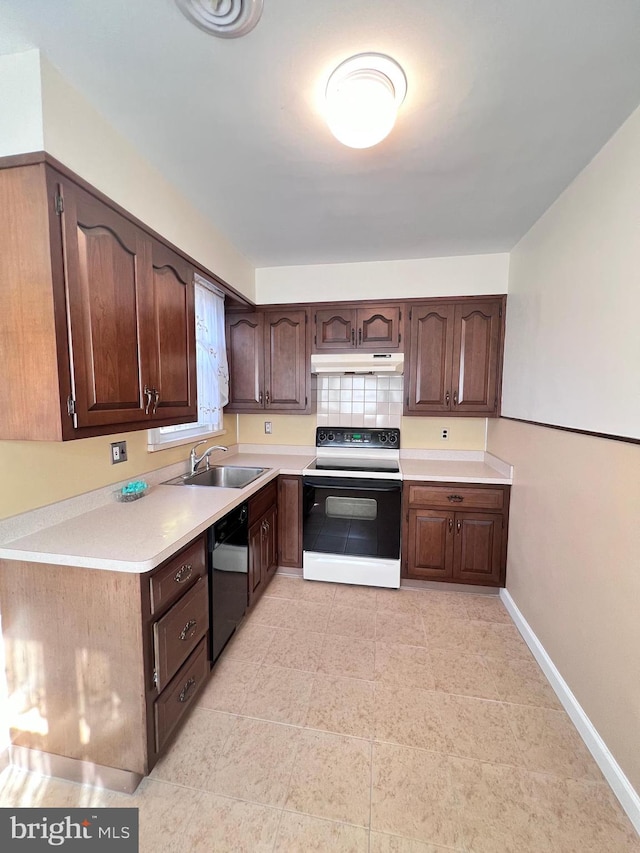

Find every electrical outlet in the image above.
[264,421,272,435]
[441,428,449,440]
[111,440,127,464]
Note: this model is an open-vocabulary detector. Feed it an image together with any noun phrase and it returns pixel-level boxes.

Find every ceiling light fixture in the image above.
[325,53,407,149]
[175,0,263,39]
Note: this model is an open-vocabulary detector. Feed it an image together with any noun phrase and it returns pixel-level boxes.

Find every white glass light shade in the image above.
[325,54,407,149]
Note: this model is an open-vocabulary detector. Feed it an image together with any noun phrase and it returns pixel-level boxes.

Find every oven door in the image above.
[302,476,402,588]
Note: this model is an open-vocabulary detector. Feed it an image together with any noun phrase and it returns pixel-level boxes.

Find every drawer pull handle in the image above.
[179,619,197,641]
[447,495,464,502]
[174,563,193,584]
[178,677,196,703]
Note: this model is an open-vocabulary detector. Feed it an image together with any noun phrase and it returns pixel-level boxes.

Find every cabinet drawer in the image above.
[154,637,209,752]
[153,576,209,692]
[149,537,207,616]
[407,485,505,511]
[249,480,277,525]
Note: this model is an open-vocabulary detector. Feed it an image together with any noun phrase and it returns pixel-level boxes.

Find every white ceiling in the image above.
[2,0,640,268]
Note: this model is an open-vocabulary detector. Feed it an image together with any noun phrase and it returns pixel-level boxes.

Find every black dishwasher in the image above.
[208,503,248,663]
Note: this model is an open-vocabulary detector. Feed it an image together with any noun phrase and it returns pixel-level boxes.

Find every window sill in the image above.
[147,428,227,453]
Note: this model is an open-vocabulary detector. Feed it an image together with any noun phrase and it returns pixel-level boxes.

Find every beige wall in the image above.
[0,417,238,520]
[238,413,486,451]
[0,50,43,156]
[255,252,509,304]
[502,104,640,440]
[39,56,255,301]
[487,419,640,791]
[490,102,640,795]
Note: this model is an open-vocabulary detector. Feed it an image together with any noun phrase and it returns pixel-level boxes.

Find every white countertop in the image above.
[400,455,512,484]
[0,447,511,574]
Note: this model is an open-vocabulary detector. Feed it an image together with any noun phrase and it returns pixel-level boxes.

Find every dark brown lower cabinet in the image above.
[403,483,510,587]
[277,475,303,568]
[0,534,211,791]
[248,481,278,607]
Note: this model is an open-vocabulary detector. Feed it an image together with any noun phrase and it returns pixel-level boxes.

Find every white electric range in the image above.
[302,427,402,588]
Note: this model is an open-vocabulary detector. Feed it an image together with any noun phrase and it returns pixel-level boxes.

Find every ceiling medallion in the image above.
[325,53,407,149]
[175,0,264,39]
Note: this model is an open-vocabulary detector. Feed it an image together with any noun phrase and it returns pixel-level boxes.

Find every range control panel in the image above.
[315,427,400,448]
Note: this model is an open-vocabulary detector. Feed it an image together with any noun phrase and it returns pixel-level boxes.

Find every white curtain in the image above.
[195,279,229,428]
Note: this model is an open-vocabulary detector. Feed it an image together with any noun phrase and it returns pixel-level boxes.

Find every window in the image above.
[148,274,229,450]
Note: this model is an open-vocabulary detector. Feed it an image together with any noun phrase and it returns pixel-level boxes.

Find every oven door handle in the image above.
[303,477,402,492]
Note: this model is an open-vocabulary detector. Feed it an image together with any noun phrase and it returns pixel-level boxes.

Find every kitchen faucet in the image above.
[189,440,228,476]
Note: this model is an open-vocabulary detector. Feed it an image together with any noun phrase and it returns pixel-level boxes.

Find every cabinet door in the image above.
[261,505,278,584]
[314,308,356,350]
[452,512,503,585]
[357,306,402,350]
[451,301,502,414]
[248,518,264,606]
[147,241,197,421]
[278,476,303,568]
[225,313,264,410]
[406,509,454,581]
[406,303,455,413]
[60,180,151,428]
[264,310,308,410]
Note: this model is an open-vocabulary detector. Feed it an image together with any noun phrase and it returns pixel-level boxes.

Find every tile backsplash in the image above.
[316,375,404,428]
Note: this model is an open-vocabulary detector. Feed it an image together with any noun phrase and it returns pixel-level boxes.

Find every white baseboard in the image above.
[500,589,640,835]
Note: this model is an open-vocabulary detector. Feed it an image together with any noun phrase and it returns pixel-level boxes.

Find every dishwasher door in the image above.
[208,503,248,663]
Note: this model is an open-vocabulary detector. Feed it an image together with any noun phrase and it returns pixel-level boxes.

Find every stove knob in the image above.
[318,432,327,443]
[388,433,398,444]
[327,432,335,442]
[379,434,387,443]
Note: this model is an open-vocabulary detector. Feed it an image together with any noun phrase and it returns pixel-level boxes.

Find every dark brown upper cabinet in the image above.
[313,304,402,352]
[59,178,197,431]
[0,161,197,440]
[147,240,197,422]
[225,309,311,413]
[406,298,504,416]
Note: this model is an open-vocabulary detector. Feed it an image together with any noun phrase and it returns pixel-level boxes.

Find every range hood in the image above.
[311,352,404,375]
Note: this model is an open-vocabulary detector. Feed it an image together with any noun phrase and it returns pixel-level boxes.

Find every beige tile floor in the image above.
[1,575,639,852]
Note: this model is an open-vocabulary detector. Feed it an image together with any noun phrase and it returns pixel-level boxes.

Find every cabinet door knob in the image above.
[358,328,362,345]
[259,390,263,405]
[144,385,153,415]
[351,329,355,346]
[265,390,270,406]
[178,677,197,704]
[447,495,464,503]
[453,391,458,406]
[448,518,453,533]
[445,392,450,406]
[456,520,462,534]
[174,563,193,584]
[179,618,197,641]
[152,388,160,414]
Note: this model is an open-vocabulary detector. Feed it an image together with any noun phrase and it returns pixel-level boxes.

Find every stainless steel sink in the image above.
[163,466,268,489]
